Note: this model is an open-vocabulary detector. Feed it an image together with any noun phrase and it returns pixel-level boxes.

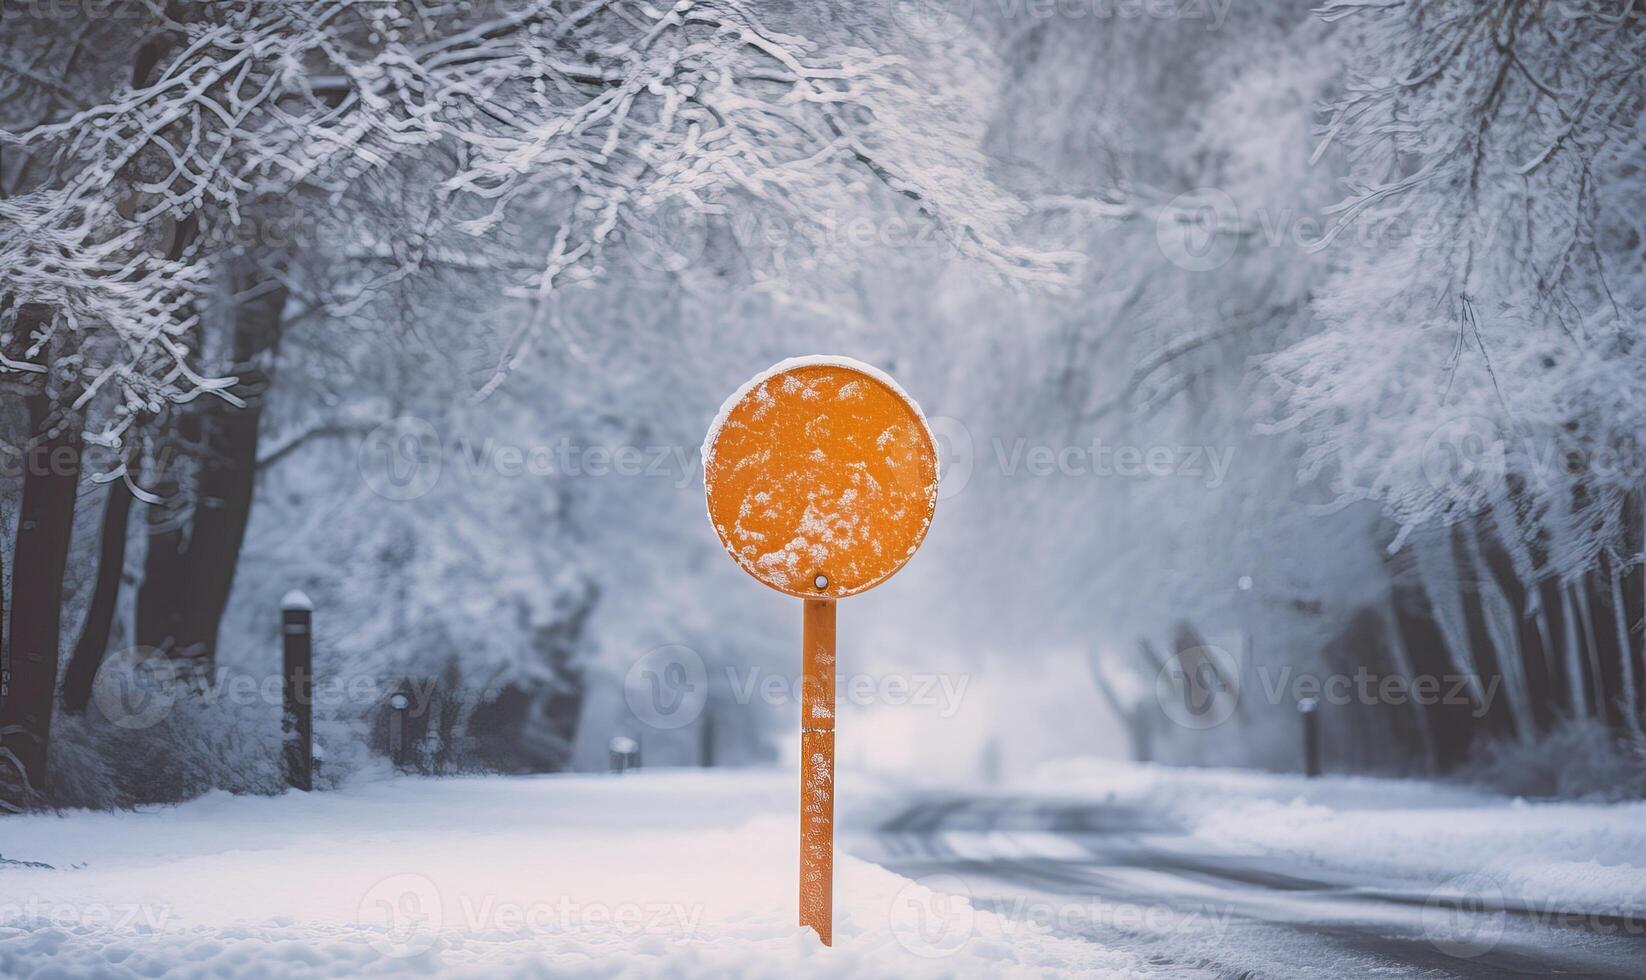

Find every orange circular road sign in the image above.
[703,356,938,599]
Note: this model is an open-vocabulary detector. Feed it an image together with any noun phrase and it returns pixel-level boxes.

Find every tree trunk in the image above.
[1561,585,1591,717]
[0,393,83,810]
[1466,522,1532,738]
[1474,515,1556,734]
[0,447,6,731]
[1608,564,1642,737]
[1380,594,1437,772]
[1627,493,1646,731]
[133,213,202,667]
[135,410,195,659]
[1448,523,1517,738]
[1388,582,1478,770]
[60,465,135,713]
[176,252,288,676]
[1088,649,1151,763]
[1534,575,1573,720]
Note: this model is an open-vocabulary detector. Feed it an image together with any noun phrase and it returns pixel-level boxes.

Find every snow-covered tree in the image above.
[1261,0,1646,739]
[3,0,1064,806]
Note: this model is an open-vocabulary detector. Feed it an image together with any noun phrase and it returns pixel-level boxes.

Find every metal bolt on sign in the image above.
[703,356,939,946]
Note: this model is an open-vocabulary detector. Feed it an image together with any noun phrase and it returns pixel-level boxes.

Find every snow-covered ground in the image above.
[6,762,1643,978]
[1021,759,1646,916]
[0,769,1139,978]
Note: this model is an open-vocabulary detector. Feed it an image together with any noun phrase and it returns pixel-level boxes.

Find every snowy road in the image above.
[855,793,1646,978]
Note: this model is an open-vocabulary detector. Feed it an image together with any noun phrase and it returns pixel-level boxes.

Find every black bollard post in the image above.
[1298,697,1321,778]
[282,591,314,791]
[388,691,411,770]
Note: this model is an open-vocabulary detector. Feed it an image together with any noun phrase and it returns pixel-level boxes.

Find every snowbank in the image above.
[1023,759,1646,915]
[0,770,1139,978]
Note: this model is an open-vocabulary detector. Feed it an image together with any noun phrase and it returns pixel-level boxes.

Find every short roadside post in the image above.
[609,735,638,774]
[388,691,411,769]
[1298,696,1321,778]
[704,357,938,947]
[699,705,716,768]
[281,590,314,792]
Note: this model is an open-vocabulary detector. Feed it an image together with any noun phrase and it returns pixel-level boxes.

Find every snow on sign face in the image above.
[704,356,938,599]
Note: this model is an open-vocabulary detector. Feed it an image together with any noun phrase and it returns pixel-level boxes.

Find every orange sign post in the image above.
[703,356,939,946]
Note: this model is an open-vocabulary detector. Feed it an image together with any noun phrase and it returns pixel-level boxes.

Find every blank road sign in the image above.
[703,356,939,599]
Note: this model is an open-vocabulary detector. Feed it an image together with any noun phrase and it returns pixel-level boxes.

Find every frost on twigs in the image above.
[1,0,1070,436]
[1260,0,1646,576]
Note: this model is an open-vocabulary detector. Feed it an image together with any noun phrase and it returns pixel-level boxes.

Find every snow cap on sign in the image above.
[700,354,937,478]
